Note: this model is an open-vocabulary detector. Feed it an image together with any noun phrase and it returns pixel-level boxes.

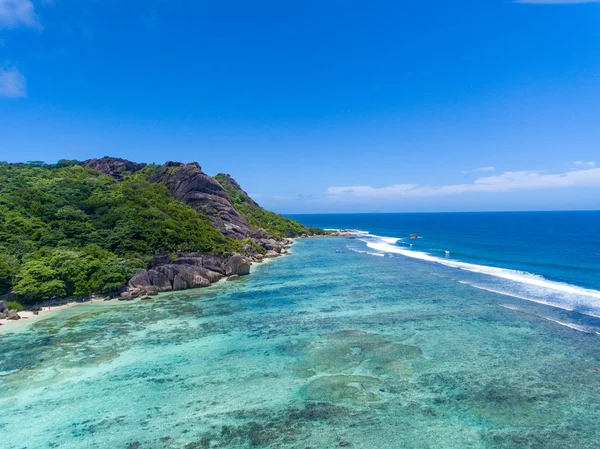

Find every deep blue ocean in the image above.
[290,211,600,320]
[2,211,600,448]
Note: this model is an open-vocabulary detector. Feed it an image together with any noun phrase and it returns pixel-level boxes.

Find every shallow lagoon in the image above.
[2,237,600,448]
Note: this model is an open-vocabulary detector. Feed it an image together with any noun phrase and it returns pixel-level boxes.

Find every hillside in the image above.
[0,158,319,306]
[214,173,321,238]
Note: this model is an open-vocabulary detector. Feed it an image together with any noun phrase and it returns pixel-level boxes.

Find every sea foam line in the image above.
[499,305,600,335]
[346,246,385,257]
[359,234,600,301]
[467,283,575,312]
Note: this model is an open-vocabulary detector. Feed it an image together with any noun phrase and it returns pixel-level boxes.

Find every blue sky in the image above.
[1,0,599,213]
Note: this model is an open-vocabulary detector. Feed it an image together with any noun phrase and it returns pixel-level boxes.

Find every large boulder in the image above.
[0,291,18,302]
[80,157,146,180]
[155,265,177,282]
[128,270,152,289]
[172,275,188,291]
[126,262,225,295]
[201,268,223,283]
[172,272,210,291]
[7,310,20,320]
[176,264,220,284]
[202,255,225,274]
[144,286,160,296]
[265,250,280,258]
[224,254,251,276]
[261,238,280,251]
[147,269,172,291]
[171,257,203,266]
[159,264,215,291]
[0,301,8,314]
[149,254,172,269]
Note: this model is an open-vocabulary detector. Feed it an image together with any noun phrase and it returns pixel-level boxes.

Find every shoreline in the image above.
[0,236,312,332]
[0,233,359,332]
[0,301,80,332]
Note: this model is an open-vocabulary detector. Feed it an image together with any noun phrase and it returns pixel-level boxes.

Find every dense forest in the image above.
[0,160,314,305]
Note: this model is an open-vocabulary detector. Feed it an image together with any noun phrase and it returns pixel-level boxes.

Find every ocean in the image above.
[2,211,600,448]
[291,211,600,320]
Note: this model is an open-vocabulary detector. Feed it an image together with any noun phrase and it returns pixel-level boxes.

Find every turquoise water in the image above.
[2,234,600,448]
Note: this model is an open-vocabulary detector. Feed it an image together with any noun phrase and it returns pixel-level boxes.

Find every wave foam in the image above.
[467,283,576,311]
[499,305,600,334]
[347,246,385,257]
[352,231,600,316]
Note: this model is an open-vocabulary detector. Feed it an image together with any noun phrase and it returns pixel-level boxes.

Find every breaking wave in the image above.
[346,246,385,257]
[500,305,600,334]
[354,231,600,317]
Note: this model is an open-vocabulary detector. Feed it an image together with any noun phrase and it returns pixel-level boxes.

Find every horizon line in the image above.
[285,209,600,215]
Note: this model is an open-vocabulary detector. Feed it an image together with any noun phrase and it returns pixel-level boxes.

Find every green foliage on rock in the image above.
[0,162,245,303]
[214,174,318,239]
[7,301,25,311]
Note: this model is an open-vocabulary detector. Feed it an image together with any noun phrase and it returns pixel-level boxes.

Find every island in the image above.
[0,157,328,321]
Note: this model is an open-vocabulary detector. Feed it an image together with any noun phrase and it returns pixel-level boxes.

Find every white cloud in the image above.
[327,164,600,199]
[574,161,596,169]
[0,0,40,29]
[0,66,27,98]
[516,0,600,3]
[462,166,496,175]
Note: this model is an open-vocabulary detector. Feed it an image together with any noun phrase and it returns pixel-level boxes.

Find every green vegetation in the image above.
[7,301,25,312]
[0,162,245,304]
[215,174,321,239]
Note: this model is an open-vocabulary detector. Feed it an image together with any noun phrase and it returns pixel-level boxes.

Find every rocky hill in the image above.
[0,157,322,313]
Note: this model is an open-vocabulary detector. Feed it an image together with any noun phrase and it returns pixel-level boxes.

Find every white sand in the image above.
[0,301,79,331]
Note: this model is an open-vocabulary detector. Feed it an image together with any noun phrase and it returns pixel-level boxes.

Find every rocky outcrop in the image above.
[148,269,171,290]
[260,238,282,252]
[0,157,323,306]
[151,162,258,240]
[0,292,18,303]
[128,270,152,289]
[81,157,146,180]
[6,310,20,320]
[123,263,223,298]
[81,158,309,249]
[215,173,259,207]
[123,252,251,298]
[121,251,260,297]
[76,158,310,297]
[224,254,251,276]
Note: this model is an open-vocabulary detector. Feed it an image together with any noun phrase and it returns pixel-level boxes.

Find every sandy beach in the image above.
[0,301,79,331]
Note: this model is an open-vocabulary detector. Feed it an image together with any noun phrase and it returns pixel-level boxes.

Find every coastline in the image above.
[0,236,295,332]
[0,232,359,332]
[4,224,600,448]
[0,301,79,333]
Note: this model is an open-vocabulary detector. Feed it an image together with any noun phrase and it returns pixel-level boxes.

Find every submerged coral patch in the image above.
[290,330,422,380]
[302,374,384,404]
